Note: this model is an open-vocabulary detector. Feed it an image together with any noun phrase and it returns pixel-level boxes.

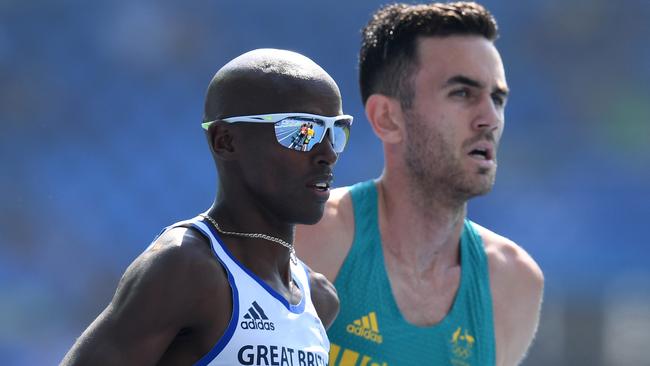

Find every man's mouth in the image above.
[469,148,490,160]
[306,174,334,193]
[467,141,494,161]
[312,182,330,192]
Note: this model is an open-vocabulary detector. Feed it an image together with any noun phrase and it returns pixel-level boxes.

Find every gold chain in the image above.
[200,214,297,265]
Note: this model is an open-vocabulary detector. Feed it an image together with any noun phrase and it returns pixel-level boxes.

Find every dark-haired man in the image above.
[62,48,352,366]
[296,3,543,366]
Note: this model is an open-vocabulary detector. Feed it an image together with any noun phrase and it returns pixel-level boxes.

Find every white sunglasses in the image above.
[202,113,353,153]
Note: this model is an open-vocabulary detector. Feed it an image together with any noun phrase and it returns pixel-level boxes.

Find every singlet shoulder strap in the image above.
[461,219,490,273]
[459,219,496,362]
[348,180,380,250]
[192,216,309,314]
[189,217,242,271]
[293,260,312,301]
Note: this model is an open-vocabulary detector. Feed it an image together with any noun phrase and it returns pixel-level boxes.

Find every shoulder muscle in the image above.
[62,226,230,366]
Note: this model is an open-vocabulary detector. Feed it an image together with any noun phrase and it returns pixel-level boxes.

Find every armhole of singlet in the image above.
[463,219,492,285]
[297,260,312,299]
[463,219,496,363]
[189,220,241,366]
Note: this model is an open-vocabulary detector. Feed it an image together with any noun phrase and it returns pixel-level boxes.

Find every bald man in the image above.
[61,49,353,366]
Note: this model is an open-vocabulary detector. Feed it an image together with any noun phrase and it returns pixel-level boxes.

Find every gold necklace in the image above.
[200,214,298,265]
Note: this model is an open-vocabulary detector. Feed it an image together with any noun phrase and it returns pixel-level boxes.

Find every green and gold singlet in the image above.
[327,180,495,366]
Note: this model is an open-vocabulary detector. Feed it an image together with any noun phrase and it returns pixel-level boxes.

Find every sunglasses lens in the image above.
[274,117,325,152]
[273,118,307,149]
[274,116,351,152]
[332,119,352,153]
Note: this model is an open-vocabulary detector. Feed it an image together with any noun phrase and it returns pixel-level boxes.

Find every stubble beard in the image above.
[403,111,496,210]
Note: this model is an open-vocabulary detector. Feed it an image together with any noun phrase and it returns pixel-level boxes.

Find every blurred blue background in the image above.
[1,0,649,365]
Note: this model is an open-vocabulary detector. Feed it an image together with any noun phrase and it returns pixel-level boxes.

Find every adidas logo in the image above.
[240,301,275,331]
[345,311,383,344]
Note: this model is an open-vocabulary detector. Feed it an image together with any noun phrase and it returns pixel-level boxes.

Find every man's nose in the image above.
[472,96,502,132]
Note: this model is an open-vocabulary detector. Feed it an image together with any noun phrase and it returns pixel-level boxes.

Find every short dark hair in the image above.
[359,2,498,108]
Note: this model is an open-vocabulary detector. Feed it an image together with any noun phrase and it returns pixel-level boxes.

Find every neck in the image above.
[377,168,466,273]
[206,196,295,276]
[212,190,295,243]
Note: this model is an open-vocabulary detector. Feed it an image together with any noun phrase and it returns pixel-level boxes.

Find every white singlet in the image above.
[170,217,330,366]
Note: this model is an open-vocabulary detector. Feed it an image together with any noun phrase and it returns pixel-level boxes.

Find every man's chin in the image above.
[473,180,496,197]
[299,214,325,226]
[292,207,326,226]
[457,177,495,200]
[476,170,496,189]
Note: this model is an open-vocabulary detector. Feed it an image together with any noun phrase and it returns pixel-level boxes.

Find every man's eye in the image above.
[450,89,470,98]
[491,94,506,107]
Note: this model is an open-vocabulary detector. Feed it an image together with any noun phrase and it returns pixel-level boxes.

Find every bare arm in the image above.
[295,187,354,282]
[479,226,544,366]
[61,228,229,366]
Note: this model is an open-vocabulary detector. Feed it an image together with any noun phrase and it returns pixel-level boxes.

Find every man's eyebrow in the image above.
[444,75,483,89]
[444,74,509,97]
[493,86,509,98]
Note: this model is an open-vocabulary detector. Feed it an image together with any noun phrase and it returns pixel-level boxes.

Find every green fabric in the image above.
[327,180,495,366]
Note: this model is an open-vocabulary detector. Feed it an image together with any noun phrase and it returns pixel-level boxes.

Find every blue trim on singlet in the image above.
[199,217,306,314]
[190,221,240,366]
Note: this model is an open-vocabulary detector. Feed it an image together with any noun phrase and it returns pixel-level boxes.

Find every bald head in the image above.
[204,49,343,121]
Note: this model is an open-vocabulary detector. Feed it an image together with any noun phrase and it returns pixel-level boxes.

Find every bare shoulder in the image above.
[475,223,544,290]
[305,264,340,330]
[61,225,230,365]
[295,187,355,281]
[110,225,231,334]
[130,226,228,294]
[474,223,544,366]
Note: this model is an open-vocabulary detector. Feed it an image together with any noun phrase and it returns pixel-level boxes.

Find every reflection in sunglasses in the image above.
[287,123,309,150]
[204,113,352,153]
[282,122,321,151]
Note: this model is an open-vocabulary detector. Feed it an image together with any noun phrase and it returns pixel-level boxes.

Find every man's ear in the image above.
[365,94,405,144]
[207,123,236,160]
